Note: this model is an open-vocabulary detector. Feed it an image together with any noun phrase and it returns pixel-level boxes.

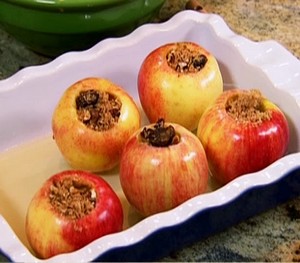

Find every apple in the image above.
[119,119,209,217]
[197,89,290,185]
[52,77,141,172]
[25,170,123,259]
[138,41,223,131]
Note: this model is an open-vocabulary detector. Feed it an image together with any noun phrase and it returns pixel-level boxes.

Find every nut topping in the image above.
[226,89,272,125]
[76,89,122,131]
[49,177,97,220]
[166,43,208,73]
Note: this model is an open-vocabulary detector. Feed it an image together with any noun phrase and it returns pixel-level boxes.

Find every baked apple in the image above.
[197,89,290,185]
[119,119,209,217]
[25,170,123,259]
[52,77,141,172]
[138,41,223,131]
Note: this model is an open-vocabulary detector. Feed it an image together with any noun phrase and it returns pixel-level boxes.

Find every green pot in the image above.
[0,0,165,57]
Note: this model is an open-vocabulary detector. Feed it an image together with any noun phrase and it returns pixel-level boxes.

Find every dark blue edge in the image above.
[0,249,12,262]
[2,167,300,262]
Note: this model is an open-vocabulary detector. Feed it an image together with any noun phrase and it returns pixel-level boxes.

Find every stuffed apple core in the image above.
[225,89,271,125]
[140,119,180,147]
[166,43,208,73]
[49,176,97,220]
[76,89,122,132]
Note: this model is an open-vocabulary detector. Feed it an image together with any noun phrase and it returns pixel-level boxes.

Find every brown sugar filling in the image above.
[225,89,272,125]
[166,43,208,73]
[76,89,122,131]
[49,176,97,220]
[140,118,180,147]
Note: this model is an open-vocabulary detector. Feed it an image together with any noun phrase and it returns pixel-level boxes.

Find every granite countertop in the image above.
[0,0,300,262]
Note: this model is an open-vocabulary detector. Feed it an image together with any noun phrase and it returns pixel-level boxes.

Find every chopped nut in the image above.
[49,176,97,220]
[76,89,122,131]
[166,43,208,73]
[226,89,272,125]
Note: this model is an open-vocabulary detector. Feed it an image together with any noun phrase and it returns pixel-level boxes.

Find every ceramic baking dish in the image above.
[0,10,300,262]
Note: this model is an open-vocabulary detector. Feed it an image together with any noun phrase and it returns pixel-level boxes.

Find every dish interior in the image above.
[0,14,300,259]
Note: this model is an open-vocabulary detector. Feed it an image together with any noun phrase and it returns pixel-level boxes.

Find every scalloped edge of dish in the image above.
[1,10,300,262]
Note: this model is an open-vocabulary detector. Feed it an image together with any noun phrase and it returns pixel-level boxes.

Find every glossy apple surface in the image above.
[52,77,141,172]
[138,41,223,131]
[119,119,209,217]
[197,89,290,185]
[25,170,123,259]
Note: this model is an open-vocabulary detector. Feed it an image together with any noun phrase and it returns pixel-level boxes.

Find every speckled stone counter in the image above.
[1,0,300,262]
[158,0,300,59]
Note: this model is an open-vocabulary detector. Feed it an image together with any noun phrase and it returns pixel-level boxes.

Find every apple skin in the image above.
[119,122,209,217]
[138,42,223,131]
[52,77,141,172]
[25,170,123,259]
[196,89,290,185]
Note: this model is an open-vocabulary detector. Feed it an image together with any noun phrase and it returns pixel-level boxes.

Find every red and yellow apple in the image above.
[119,119,209,217]
[52,77,141,172]
[138,41,223,131]
[197,89,290,185]
[25,170,124,259]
